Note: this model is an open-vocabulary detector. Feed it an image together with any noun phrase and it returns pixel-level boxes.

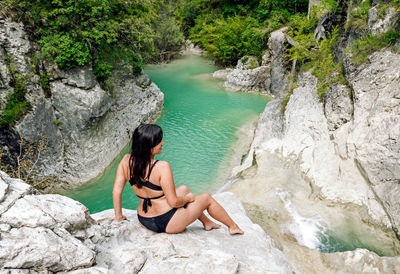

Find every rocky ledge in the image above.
[0,171,292,273]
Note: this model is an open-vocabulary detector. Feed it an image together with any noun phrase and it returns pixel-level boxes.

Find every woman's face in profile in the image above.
[151,140,164,156]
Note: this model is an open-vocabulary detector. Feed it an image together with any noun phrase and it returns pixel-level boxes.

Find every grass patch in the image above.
[350,29,400,65]
[345,0,372,33]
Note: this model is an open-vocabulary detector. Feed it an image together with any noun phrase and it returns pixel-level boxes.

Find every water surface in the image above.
[64,54,269,213]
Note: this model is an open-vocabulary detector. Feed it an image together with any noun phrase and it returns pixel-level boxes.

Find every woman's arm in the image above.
[112,161,127,221]
[159,161,194,208]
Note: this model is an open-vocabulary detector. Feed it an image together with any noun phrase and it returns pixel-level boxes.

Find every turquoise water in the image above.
[63,54,269,213]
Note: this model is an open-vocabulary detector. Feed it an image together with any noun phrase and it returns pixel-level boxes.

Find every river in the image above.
[63,54,269,214]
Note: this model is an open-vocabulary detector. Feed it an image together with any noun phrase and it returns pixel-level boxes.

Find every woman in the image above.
[112,124,243,235]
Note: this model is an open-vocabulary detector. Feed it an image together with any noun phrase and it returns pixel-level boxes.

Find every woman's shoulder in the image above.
[118,154,131,167]
[154,160,171,169]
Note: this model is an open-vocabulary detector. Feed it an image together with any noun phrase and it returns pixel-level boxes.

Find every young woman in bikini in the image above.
[112,124,243,235]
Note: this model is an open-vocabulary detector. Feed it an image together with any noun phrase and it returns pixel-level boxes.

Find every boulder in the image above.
[89,192,292,274]
[223,66,271,94]
[0,173,95,271]
[0,173,292,273]
[212,68,233,80]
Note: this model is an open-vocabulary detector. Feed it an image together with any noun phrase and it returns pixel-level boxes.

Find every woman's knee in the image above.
[198,192,212,203]
[180,185,190,192]
[176,185,191,196]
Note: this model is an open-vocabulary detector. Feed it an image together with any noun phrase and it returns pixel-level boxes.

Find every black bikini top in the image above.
[129,160,164,213]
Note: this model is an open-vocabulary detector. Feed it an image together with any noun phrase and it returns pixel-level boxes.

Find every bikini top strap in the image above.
[147,160,159,179]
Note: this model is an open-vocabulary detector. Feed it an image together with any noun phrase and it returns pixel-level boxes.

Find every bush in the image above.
[190,15,266,66]
[311,28,346,98]
[1,0,183,83]
[350,29,400,65]
[345,0,372,33]
[287,13,318,64]
[0,61,31,129]
[0,86,31,129]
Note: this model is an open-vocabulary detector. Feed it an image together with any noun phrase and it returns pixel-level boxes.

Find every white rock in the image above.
[91,192,292,274]
[368,6,400,36]
[24,194,93,231]
[224,66,271,94]
[0,227,95,271]
[0,197,56,228]
[212,68,233,80]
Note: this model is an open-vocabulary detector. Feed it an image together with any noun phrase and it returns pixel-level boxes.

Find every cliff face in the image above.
[0,171,292,273]
[226,0,400,270]
[0,19,164,189]
[229,50,400,273]
[230,0,400,236]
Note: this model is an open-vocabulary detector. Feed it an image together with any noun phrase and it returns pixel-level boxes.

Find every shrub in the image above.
[287,13,318,65]
[350,29,400,65]
[1,0,182,83]
[190,15,265,66]
[311,28,346,98]
[0,60,31,129]
[345,0,372,33]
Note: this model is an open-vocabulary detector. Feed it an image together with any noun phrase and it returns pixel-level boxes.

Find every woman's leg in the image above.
[175,185,220,230]
[166,192,243,235]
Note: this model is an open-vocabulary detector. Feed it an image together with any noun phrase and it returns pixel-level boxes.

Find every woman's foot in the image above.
[202,220,221,231]
[228,224,244,235]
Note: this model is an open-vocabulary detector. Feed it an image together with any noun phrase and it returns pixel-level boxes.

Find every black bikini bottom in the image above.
[138,208,178,233]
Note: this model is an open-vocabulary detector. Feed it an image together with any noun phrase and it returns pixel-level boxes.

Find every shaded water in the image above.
[63,54,269,213]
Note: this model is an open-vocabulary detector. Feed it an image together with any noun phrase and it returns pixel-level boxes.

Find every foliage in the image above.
[0,60,31,129]
[39,73,51,97]
[258,0,309,14]
[153,15,186,62]
[53,119,61,127]
[177,0,309,66]
[345,0,372,33]
[190,15,265,66]
[350,29,400,65]
[311,28,346,98]
[1,0,185,87]
[287,13,319,64]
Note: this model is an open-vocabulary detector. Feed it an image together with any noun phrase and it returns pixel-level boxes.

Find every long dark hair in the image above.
[129,124,163,188]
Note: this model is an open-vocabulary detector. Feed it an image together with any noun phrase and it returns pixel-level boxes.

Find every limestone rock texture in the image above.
[346,50,400,237]
[229,49,400,271]
[367,5,400,35]
[0,172,292,273]
[0,19,164,188]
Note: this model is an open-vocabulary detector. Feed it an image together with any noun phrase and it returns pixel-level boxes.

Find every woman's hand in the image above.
[185,193,195,203]
[111,215,127,221]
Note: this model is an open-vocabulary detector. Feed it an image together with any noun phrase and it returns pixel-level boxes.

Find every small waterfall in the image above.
[277,189,328,250]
